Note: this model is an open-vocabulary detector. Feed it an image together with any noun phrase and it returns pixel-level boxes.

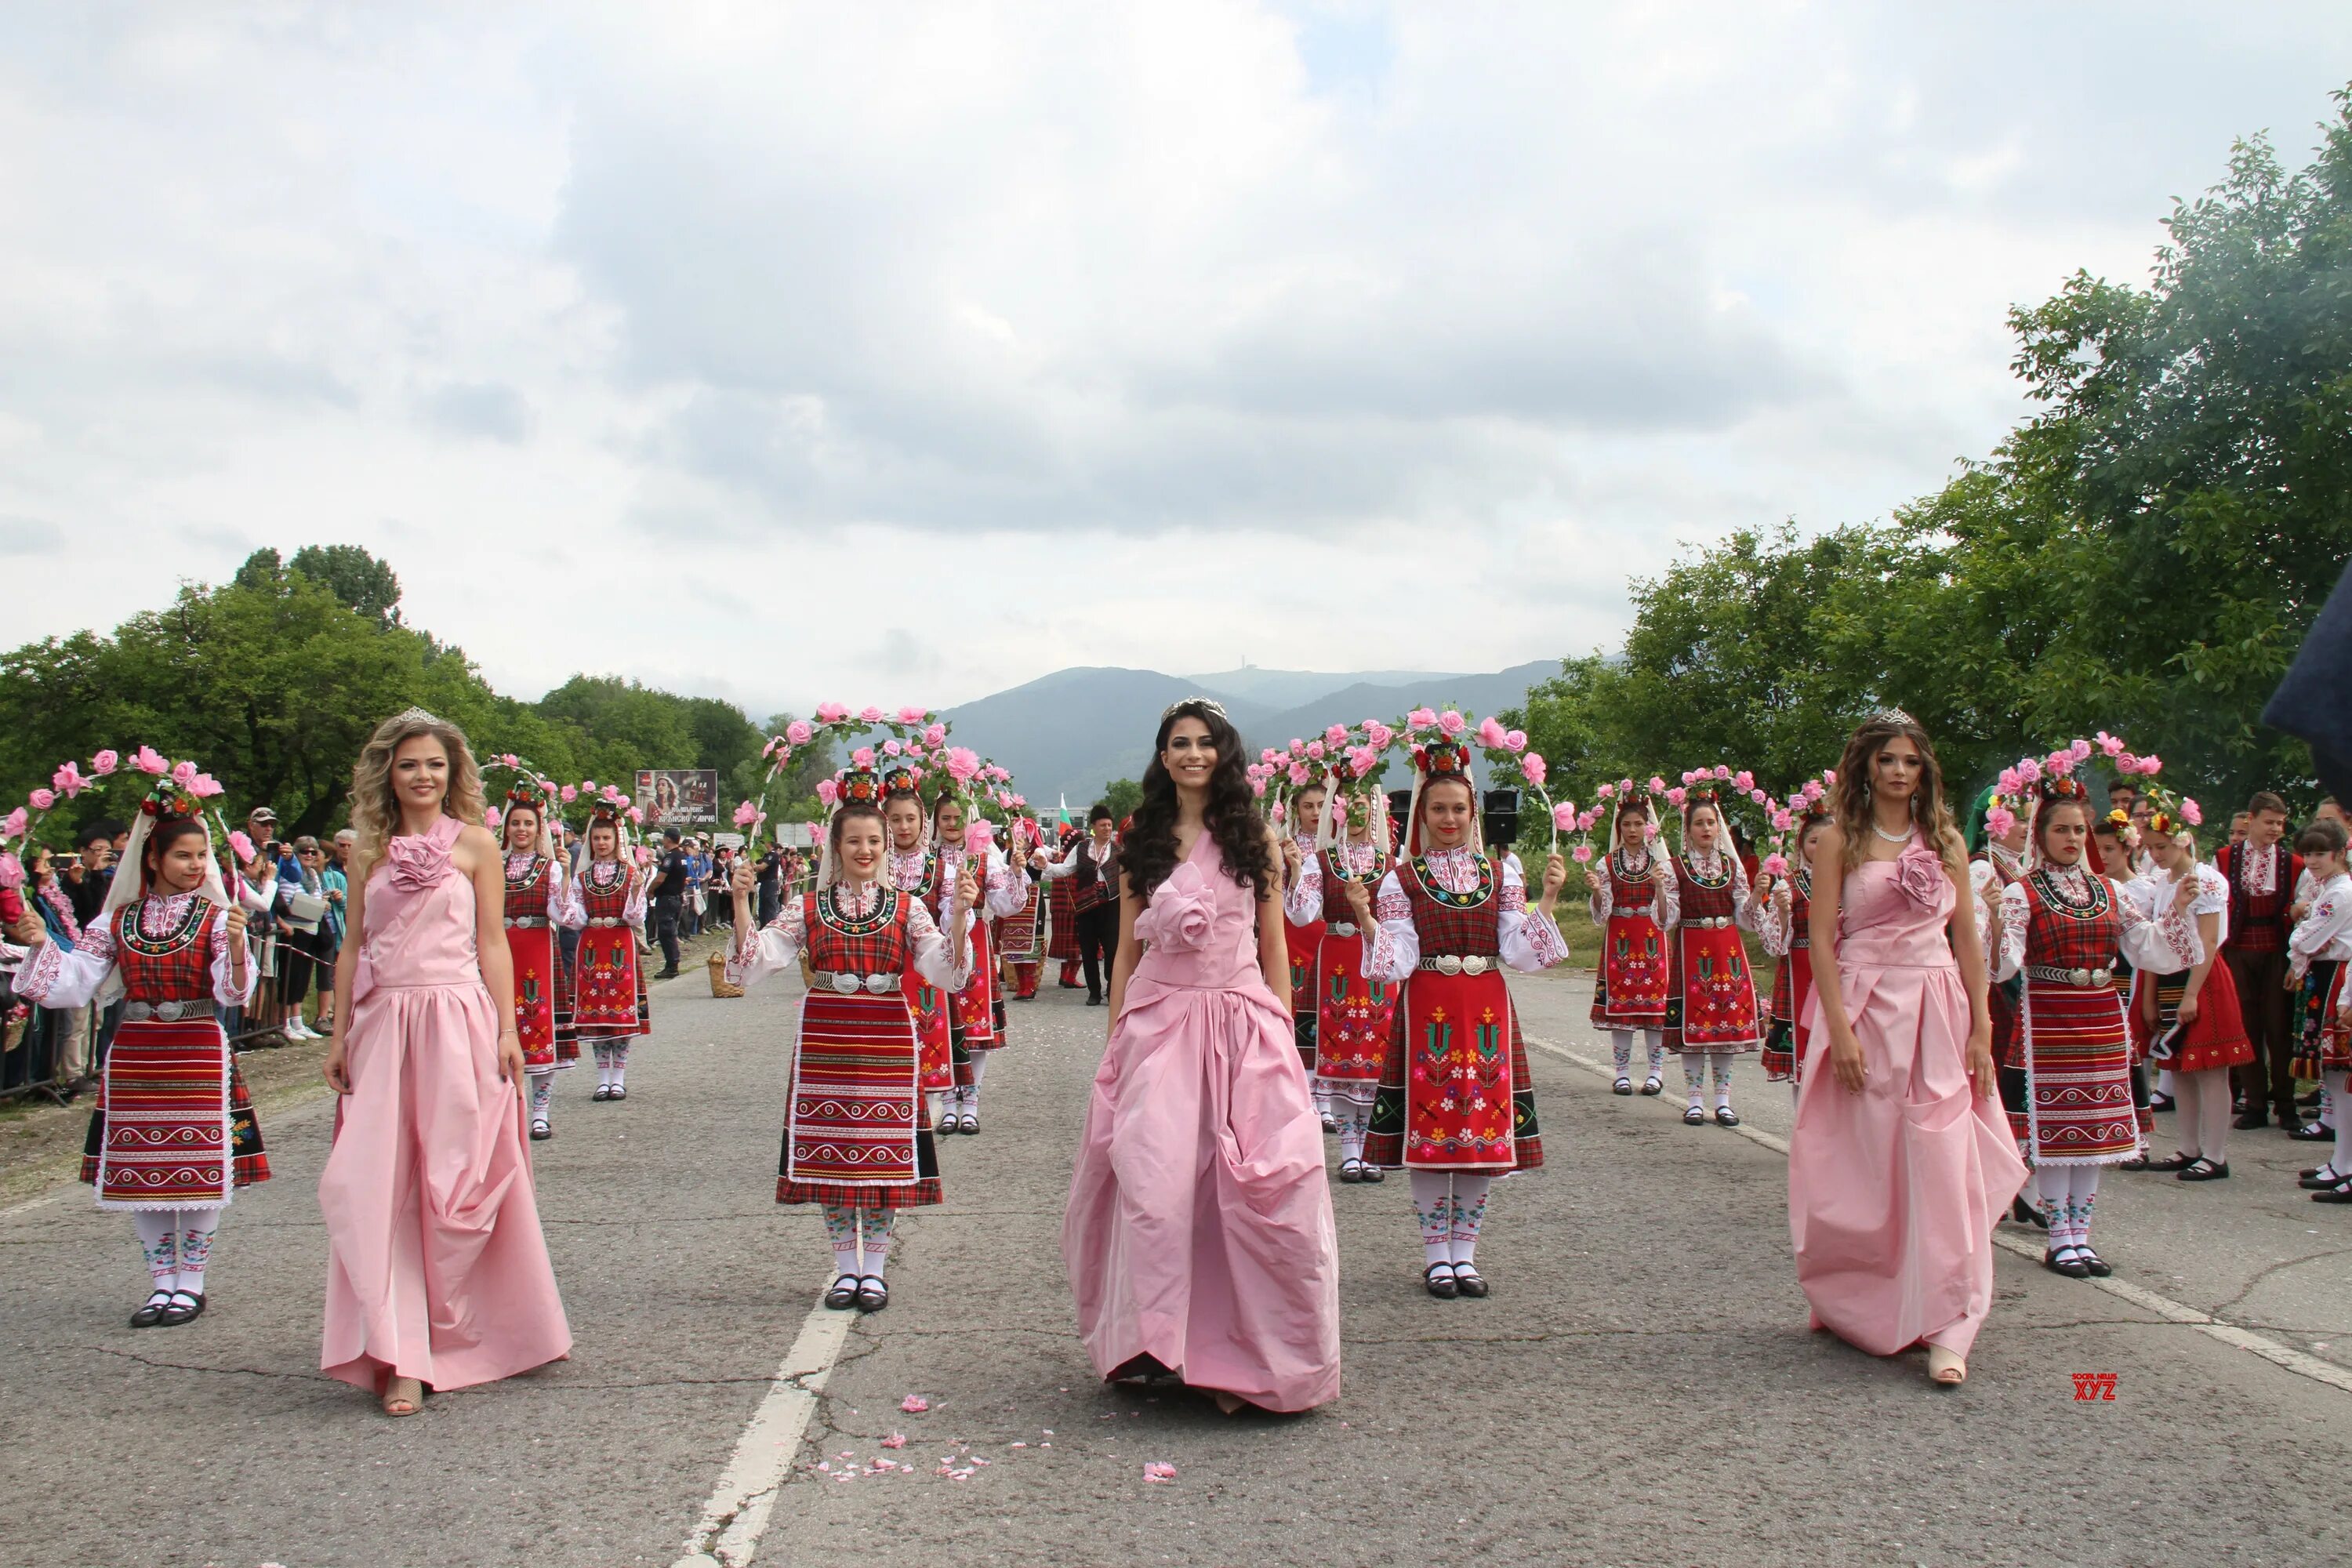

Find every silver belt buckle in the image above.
[863,974,891,995]
[1435,954,1463,976]
[831,971,861,995]
[1461,955,1491,976]
[154,1000,185,1022]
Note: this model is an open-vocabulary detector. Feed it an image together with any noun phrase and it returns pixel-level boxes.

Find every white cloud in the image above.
[0,0,2346,716]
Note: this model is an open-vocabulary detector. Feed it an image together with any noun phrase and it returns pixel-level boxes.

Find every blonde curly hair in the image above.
[347,709,485,865]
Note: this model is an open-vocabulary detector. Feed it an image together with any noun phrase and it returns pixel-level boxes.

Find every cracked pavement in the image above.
[3,965,2346,1567]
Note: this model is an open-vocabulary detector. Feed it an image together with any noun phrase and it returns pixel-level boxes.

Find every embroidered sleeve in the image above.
[550,873,586,930]
[623,871,648,929]
[209,907,260,1007]
[1588,869,1613,926]
[1731,857,1759,932]
[982,851,1028,918]
[1497,853,1528,915]
[1041,846,1080,880]
[2118,874,2198,975]
[725,896,808,989]
[1993,880,2030,982]
[1757,888,1792,957]
[905,895,973,992]
[1361,869,1418,982]
[1284,852,1323,926]
[1657,863,1682,929]
[2287,887,2352,975]
[15,917,117,1008]
[1969,861,2002,959]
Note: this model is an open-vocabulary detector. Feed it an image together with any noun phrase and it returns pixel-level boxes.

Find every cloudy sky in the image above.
[3,3,2347,717]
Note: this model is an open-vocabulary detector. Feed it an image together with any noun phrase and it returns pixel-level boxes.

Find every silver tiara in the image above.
[1867,707,1917,728]
[388,706,445,728]
[1161,696,1229,721]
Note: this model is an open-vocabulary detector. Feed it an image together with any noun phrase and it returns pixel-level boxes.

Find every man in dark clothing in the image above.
[649,828,688,978]
[1044,804,1122,1005]
[756,844,783,927]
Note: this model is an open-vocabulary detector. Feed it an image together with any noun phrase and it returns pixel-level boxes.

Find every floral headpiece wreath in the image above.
[1990,732,2165,869]
[745,704,945,849]
[481,753,562,841]
[1573,777,1672,866]
[1305,722,1403,856]
[1753,770,1835,880]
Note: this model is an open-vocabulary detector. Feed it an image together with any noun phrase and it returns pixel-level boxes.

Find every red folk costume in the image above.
[563,856,650,1040]
[888,843,956,1096]
[1047,826,1083,985]
[503,851,576,1073]
[1283,832,1327,1071]
[1663,848,1762,1054]
[1759,868,1815,1083]
[1997,866,2149,1166]
[930,821,1029,1131]
[1283,830,1399,1178]
[1591,848,1672,1029]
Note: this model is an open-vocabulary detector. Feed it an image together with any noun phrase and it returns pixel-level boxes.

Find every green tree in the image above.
[289,544,404,626]
[1100,778,1143,822]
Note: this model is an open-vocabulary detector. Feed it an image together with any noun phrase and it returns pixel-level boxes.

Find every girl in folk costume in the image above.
[1589,788,1675,1095]
[1062,699,1341,1411]
[16,764,267,1328]
[1351,721,1570,1299]
[496,781,577,1141]
[1991,755,2195,1279]
[321,710,569,1415]
[2285,818,2352,1200]
[2124,789,2251,1181]
[556,800,650,1102]
[1664,783,1763,1127]
[1790,712,2025,1387]
[727,765,976,1312]
[1000,811,1049,1001]
[930,783,1029,1134]
[882,765,957,1132]
[1967,786,2040,1224]
[1281,738,1399,1183]
[1758,808,1831,1091]
[1047,820,1084,989]
[1279,771,1331,1123]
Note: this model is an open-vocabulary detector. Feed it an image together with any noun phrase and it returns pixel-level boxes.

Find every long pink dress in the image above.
[320,815,572,1392]
[1791,835,2028,1358]
[1062,833,1341,1412]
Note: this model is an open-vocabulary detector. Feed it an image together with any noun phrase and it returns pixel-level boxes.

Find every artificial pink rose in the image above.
[1998,768,2023,796]
[191,774,223,798]
[1893,837,1951,915]
[1347,745,1379,777]
[1733,770,1755,792]
[1288,738,1305,754]
[858,706,884,724]
[1596,782,1615,798]
[964,822,995,857]
[133,746,167,775]
[1324,724,1348,748]
[169,760,197,788]
[816,702,851,723]
[0,808,25,841]
[561,784,578,803]
[924,724,946,746]
[2070,737,2092,760]
[485,807,503,829]
[2181,798,2203,826]
[734,800,760,826]
[1364,721,1393,750]
[1665,786,1687,808]
[2097,731,2122,757]
[1760,853,1788,879]
[1681,770,1697,786]
[1987,806,2017,839]
[1551,801,1578,831]
[27,788,54,811]
[816,780,839,806]
[626,806,643,825]
[787,720,815,747]
[1288,763,1309,786]
[898,706,927,724]
[883,739,902,757]
[1305,740,1326,760]
[1477,716,1508,749]
[852,747,876,768]
[1504,729,1526,753]
[1771,809,1794,832]
[1521,753,1548,787]
[1572,844,1594,864]
[91,750,118,777]
[1647,776,1666,794]
[2139,753,2161,775]
[2114,751,2138,774]
[1750,788,1769,805]
[2016,758,2042,784]
[1643,821,1661,841]
[946,747,980,782]
[52,762,85,798]
[1407,707,1438,730]
[228,829,256,862]
[2045,750,2074,777]
[1437,710,1467,737]
[1134,862,1215,953]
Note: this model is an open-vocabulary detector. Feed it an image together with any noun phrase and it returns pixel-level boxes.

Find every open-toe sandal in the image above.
[1926,1345,1966,1387]
[1714,1106,1740,1127]
[1359,1163,1385,1183]
[1338,1159,1364,1183]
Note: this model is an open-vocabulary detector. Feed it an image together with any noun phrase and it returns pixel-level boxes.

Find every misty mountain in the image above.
[939,660,1566,807]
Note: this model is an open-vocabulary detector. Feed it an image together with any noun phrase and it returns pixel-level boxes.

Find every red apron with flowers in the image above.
[1761,873,1813,1083]
[1591,851,1670,1028]
[505,855,577,1069]
[1312,846,1395,1083]
[933,848,999,1058]
[895,849,954,1091]
[1664,855,1761,1053]
[572,862,650,1039]
[2017,872,2136,1165]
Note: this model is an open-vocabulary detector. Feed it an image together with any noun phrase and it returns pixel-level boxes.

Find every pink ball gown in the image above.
[1061,831,1341,1412]
[1791,834,2029,1359]
[320,814,572,1393]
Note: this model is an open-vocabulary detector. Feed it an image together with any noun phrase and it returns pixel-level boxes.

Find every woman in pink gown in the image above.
[1791,711,2027,1388]
[1062,699,1341,1414]
[321,710,572,1416]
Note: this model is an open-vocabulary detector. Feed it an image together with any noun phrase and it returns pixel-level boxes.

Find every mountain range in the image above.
[938,660,1564,808]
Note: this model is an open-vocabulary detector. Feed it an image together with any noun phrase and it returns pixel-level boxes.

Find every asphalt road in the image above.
[2,960,2345,1568]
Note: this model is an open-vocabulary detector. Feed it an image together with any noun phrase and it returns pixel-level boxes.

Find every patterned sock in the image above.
[132,1212,177,1293]
[529,1073,554,1123]
[1646,1033,1665,1079]
[1448,1176,1492,1265]
[1409,1173,1453,1268]
[1610,1031,1633,1078]
[965,1051,989,1103]
[859,1210,896,1279]
[608,1044,628,1089]
[822,1206,861,1279]
[176,1207,220,1295]
[1711,1053,1734,1109]
[1685,1055,1706,1107]
[2075,1186,2097,1252]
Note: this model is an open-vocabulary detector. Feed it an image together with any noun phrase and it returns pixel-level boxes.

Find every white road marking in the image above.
[1526,1033,2352,1398]
[673,1294,857,1568]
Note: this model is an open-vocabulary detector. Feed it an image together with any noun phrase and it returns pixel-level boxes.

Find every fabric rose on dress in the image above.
[1134,862,1215,953]
[384,831,453,891]
[1893,838,1951,915]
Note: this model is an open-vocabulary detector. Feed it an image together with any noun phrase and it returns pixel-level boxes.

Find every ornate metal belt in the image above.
[504,916,550,929]
[2027,963,2114,988]
[587,916,627,927]
[1326,920,1361,937]
[1686,916,1735,930]
[1416,954,1494,976]
[813,971,902,995]
[124,999,215,1022]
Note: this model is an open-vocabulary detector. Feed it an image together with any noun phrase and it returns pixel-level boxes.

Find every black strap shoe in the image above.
[158,1290,206,1326]
[1424,1261,1459,1298]
[1451,1263,1490,1298]
[824,1275,861,1310]
[2177,1158,2230,1181]
[855,1276,890,1312]
[129,1290,174,1329]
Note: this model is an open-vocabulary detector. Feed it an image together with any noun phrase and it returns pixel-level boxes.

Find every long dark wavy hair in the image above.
[1831,711,1963,875]
[1122,699,1274,903]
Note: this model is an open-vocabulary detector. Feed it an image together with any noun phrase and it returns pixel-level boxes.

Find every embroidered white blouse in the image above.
[551,860,647,930]
[724,878,971,992]
[2119,863,2230,975]
[1586,847,1680,929]
[1993,862,2190,982]
[15,892,258,1010]
[2286,871,2352,978]
[1359,848,1568,983]
[1670,847,1756,933]
[1283,839,1384,927]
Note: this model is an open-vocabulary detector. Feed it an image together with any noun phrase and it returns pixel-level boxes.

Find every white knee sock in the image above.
[1409,1172,1453,1268]
[1684,1055,1706,1107]
[859,1209,896,1279]
[132,1212,177,1295]
[528,1071,554,1123]
[1447,1174,1493,1265]
[1644,1030,1664,1079]
[927,1090,946,1129]
[176,1206,220,1294]
[965,1050,989,1103]
[822,1205,860,1279]
[1709,1052,1734,1109]
[2154,1068,2176,1099]
[1610,1031,1634,1078]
